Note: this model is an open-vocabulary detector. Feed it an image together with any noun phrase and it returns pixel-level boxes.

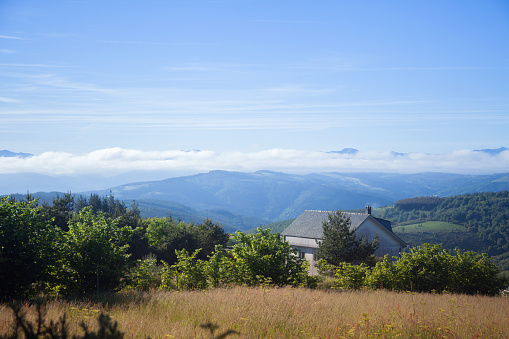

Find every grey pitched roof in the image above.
[281,210,397,240]
[373,217,393,232]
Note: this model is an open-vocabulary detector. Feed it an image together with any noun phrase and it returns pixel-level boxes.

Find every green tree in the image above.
[0,197,59,300]
[39,193,75,231]
[195,218,230,259]
[159,245,236,290]
[448,249,506,295]
[145,217,229,263]
[203,245,237,288]
[231,228,307,287]
[172,248,208,290]
[124,254,161,291]
[316,211,379,266]
[58,207,133,294]
[364,244,508,295]
[145,217,198,264]
[381,243,451,292]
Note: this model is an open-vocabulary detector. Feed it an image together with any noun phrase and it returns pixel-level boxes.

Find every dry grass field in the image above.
[1,287,508,338]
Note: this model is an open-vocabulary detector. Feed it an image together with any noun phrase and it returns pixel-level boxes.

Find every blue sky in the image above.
[1,0,508,175]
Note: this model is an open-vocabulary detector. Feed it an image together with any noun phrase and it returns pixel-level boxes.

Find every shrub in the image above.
[161,248,208,290]
[124,254,161,291]
[0,197,59,300]
[231,228,308,287]
[316,211,379,266]
[324,243,508,295]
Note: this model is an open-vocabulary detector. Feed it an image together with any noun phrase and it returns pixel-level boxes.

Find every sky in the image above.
[1,0,509,176]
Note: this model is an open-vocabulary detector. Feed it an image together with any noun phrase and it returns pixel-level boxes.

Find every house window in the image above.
[298,249,306,259]
[313,250,318,261]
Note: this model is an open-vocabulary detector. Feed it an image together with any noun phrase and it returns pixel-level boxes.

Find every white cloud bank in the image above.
[1,148,508,176]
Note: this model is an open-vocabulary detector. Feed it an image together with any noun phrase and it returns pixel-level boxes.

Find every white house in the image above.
[281,208,406,275]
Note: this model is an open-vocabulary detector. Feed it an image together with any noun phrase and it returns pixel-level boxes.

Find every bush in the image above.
[124,254,161,291]
[449,249,507,295]
[161,248,208,290]
[0,197,59,300]
[325,243,508,295]
[231,228,308,287]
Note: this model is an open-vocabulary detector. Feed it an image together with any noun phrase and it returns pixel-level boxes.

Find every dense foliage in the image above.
[323,243,508,295]
[144,217,229,263]
[231,228,308,286]
[155,229,310,290]
[57,207,134,295]
[394,196,445,211]
[0,194,308,299]
[0,197,58,300]
[38,193,142,231]
[377,191,509,256]
[0,194,232,300]
[317,211,379,266]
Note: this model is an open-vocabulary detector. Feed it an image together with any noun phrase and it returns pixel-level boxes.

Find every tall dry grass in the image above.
[1,287,508,338]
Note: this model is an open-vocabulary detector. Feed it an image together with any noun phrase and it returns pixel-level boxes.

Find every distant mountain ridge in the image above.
[327,148,359,155]
[86,170,509,229]
[474,147,508,155]
[3,170,509,231]
[0,150,33,158]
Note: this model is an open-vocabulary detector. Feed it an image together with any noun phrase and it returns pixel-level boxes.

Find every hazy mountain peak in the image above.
[0,150,33,158]
[474,147,508,155]
[328,148,359,155]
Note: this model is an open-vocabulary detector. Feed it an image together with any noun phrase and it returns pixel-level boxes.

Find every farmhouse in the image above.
[281,207,406,275]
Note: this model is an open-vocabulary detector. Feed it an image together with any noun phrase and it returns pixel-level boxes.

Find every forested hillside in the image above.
[374,191,509,275]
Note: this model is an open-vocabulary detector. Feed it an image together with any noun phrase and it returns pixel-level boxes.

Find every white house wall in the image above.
[283,235,319,249]
[355,220,403,258]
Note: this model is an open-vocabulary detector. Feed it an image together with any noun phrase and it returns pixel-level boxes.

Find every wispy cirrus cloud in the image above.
[165,62,261,72]
[1,72,107,94]
[97,40,166,45]
[249,19,329,24]
[0,97,22,103]
[29,73,107,92]
[0,35,25,40]
[0,148,508,176]
[263,84,335,96]
[97,40,219,46]
[166,66,222,71]
[0,63,81,68]
[290,65,505,72]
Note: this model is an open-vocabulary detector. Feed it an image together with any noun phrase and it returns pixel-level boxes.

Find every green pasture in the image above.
[393,221,466,233]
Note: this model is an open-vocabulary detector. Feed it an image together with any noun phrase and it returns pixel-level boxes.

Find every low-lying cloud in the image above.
[1,148,508,176]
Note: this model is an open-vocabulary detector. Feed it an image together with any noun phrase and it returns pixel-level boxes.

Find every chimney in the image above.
[365,205,372,215]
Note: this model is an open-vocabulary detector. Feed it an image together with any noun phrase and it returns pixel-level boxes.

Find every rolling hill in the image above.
[4,169,509,232]
[87,170,509,226]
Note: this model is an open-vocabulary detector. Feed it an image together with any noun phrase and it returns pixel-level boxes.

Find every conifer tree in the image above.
[317,211,379,266]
